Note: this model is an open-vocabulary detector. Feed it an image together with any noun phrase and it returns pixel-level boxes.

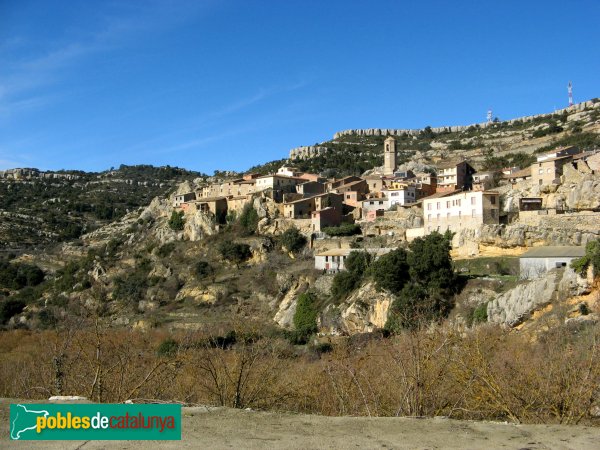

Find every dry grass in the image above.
[0,322,599,425]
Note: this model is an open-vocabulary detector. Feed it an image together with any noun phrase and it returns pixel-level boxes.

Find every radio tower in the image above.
[568,81,573,106]
[487,109,492,123]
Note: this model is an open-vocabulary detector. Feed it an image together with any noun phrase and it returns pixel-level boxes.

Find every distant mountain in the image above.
[0,164,206,251]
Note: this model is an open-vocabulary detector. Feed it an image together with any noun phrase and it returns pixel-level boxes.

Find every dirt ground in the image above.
[2,399,600,449]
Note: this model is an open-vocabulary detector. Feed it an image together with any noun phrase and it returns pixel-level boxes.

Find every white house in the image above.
[314,248,395,272]
[423,190,500,233]
[519,246,586,279]
[254,174,304,192]
[381,185,417,206]
[361,197,391,214]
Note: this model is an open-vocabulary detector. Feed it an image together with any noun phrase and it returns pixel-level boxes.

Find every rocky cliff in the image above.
[487,267,590,327]
[333,100,600,140]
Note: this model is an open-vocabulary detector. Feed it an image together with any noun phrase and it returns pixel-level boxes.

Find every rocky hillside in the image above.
[249,99,600,177]
[0,165,206,251]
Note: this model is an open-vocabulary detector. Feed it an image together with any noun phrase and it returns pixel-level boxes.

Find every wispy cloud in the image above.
[0,1,217,118]
[119,80,310,156]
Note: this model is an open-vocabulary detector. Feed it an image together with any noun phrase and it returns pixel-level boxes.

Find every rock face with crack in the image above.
[487,268,589,327]
[319,282,394,335]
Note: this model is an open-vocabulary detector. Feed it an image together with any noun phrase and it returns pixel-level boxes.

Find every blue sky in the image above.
[1,0,599,173]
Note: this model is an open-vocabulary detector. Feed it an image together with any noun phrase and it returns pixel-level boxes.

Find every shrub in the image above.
[112,272,148,305]
[571,239,600,277]
[331,271,361,300]
[280,227,307,253]
[218,242,252,267]
[330,251,372,300]
[472,303,488,324]
[0,261,44,290]
[168,210,185,231]
[0,299,26,324]
[323,223,361,237]
[194,261,214,281]
[239,204,259,235]
[157,338,179,357]
[156,242,176,258]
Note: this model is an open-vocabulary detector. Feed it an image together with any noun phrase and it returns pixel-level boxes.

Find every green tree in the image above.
[219,242,252,267]
[571,239,600,277]
[293,292,318,337]
[238,204,259,235]
[0,298,26,324]
[280,227,307,253]
[168,210,185,231]
[194,261,215,282]
[370,248,409,293]
[407,232,456,293]
[330,251,372,300]
[385,232,458,332]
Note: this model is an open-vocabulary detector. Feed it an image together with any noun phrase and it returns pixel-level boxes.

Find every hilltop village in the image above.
[173,136,600,276]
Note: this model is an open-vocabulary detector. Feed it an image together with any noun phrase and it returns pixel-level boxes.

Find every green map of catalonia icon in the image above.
[10,404,50,440]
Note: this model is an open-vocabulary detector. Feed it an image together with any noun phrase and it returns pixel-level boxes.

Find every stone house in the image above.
[227,196,253,215]
[423,190,500,233]
[189,197,228,221]
[283,193,343,219]
[519,246,585,279]
[277,166,300,177]
[311,206,342,232]
[325,176,361,192]
[174,192,196,208]
[296,181,325,196]
[504,167,531,184]
[361,197,390,216]
[363,175,385,193]
[255,174,304,194]
[436,160,475,192]
[531,156,572,186]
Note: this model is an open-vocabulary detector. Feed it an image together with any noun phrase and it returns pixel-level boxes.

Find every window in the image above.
[539,169,543,174]
[427,203,432,210]
[471,209,476,218]
[428,214,431,220]
[446,201,450,208]
[436,202,440,209]
[437,213,440,220]
[457,199,461,206]
[546,168,551,173]
[447,212,450,219]
[458,211,461,218]
[325,256,329,262]
[491,210,497,219]
[490,196,496,205]
[471,197,476,205]
[555,262,567,268]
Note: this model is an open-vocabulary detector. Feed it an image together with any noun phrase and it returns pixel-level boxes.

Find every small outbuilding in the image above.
[519,246,585,279]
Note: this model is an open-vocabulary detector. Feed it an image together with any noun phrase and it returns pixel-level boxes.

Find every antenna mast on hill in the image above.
[487,109,492,123]
[568,81,573,106]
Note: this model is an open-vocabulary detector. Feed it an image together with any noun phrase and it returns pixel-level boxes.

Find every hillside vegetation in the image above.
[0,165,205,251]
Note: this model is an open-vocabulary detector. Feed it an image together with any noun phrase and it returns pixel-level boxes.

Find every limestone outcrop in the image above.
[318,282,394,335]
[487,268,589,327]
[333,100,599,140]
